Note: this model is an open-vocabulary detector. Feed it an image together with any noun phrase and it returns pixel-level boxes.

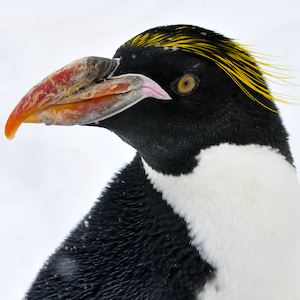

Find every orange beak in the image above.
[5,56,171,140]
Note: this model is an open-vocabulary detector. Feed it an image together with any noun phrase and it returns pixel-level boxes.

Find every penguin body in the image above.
[144,143,300,299]
[25,154,214,299]
[5,25,300,299]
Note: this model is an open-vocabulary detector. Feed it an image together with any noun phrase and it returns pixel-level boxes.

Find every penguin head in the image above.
[5,25,293,175]
[98,25,292,174]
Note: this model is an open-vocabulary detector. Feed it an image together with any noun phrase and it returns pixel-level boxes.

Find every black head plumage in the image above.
[97,25,293,174]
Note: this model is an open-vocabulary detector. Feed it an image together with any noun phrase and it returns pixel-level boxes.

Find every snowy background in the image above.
[1,0,299,298]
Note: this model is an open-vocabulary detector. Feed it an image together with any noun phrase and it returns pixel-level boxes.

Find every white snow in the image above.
[0,0,299,299]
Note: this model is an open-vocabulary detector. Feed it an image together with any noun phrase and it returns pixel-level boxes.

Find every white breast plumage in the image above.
[143,143,300,300]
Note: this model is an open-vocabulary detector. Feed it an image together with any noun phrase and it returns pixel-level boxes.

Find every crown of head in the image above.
[123,25,292,112]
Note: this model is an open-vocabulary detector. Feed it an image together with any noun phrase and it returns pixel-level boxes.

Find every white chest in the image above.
[143,144,300,300]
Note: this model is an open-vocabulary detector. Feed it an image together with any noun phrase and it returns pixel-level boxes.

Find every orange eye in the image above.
[175,75,199,95]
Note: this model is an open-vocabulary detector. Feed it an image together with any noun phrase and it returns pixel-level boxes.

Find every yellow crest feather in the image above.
[124,26,295,112]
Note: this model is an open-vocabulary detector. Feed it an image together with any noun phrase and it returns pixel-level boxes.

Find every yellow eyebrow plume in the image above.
[124,26,295,112]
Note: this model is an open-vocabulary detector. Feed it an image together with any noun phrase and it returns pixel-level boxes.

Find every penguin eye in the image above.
[172,74,199,96]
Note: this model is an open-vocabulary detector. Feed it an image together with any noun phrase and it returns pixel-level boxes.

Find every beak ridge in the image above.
[5,57,119,139]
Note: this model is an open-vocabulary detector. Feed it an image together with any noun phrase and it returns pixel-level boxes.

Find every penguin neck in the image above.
[111,105,293,176]
[142,143,300,300]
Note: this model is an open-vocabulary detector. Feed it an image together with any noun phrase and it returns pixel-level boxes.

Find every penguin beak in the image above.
[5,56,171,140]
